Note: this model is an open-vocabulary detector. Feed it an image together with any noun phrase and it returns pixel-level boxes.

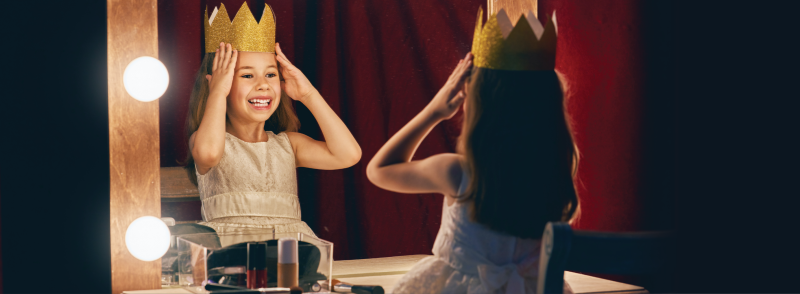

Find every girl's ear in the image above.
[206,75,212,82]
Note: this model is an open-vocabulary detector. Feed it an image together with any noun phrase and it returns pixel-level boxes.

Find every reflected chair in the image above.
[537,222,673,294]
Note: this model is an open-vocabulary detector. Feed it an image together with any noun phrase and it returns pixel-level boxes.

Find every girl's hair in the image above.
[182,52,300,186]
[457,67,579,239]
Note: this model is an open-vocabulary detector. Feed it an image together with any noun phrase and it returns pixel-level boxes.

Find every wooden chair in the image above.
[537,222,673,294]
[161,166,204,222]
[161,166,200,201]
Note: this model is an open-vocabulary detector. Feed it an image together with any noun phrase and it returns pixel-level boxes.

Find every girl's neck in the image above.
[225,119,268,143]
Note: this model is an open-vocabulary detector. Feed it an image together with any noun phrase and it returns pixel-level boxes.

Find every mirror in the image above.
[155,0,511,261]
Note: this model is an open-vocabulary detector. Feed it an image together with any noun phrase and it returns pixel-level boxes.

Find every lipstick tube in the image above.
[247,242,267,289]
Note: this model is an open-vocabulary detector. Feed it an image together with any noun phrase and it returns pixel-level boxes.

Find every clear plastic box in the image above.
[170,229,333,293]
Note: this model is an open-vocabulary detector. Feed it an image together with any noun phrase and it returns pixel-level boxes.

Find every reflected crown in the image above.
[204,2,276,53]
[471,7,558,71]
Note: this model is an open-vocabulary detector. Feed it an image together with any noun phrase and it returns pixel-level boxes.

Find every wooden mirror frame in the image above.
[107,0,162,293]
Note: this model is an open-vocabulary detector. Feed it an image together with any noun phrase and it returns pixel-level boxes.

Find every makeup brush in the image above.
[204,284,301,294]
[331,279,385,294]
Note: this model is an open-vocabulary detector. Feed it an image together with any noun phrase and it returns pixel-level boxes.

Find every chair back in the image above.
[537,222,673,294]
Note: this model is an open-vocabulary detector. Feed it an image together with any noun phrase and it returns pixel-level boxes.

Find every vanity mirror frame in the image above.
[107,0,162,293]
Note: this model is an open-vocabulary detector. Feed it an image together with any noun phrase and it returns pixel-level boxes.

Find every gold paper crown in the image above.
[471,7,558,71]
[204,3,276,53]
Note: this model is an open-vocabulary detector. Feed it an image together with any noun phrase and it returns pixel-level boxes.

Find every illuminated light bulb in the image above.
[125,216,171,261]
[123,56,169,102]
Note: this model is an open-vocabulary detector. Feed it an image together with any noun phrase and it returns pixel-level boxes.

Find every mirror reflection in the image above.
[157,1,473,262]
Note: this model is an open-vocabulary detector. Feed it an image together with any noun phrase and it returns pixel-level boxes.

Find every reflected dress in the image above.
[391,169,573,294]
[196,131,315,237]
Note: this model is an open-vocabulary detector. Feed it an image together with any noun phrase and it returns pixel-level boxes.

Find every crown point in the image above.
[552,11,558,35]
[260,4,276,25]
[217,4,231,24]
[237,2,251,16]
[475,6,484,31]
[495,9,514,39]
[525,11,545,40]
[232,1,256,23]
[209,6,219,25]
[472,7,484,55]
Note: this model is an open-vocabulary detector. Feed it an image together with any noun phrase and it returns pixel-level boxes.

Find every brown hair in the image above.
[182,52,300,185]
[457,67,579,239]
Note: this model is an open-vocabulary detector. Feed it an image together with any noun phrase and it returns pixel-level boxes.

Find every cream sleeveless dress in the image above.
[196,131,315,238]
[391,169,573,294]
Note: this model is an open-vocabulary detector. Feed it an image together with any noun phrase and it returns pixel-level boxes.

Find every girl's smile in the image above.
[247,95,273,111]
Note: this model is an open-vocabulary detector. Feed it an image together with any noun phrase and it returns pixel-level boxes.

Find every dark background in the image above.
[1,0,798,293]
[0,1,110,294]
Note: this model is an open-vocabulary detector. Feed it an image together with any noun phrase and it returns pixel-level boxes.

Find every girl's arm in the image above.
[191,42,238,175]
[275,43,362,169]
[366,53,473,196]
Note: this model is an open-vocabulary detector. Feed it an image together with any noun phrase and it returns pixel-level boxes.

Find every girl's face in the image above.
[227,52,282,123]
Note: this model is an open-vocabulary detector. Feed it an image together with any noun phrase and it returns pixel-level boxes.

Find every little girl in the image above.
[366,9,578,293]
[185,3,361,236]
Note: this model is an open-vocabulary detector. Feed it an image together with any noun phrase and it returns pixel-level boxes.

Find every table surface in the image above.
[125,254,647,294]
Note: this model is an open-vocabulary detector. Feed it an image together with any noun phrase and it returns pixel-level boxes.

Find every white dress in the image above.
[196,131,315,239]
[391,170,572,294]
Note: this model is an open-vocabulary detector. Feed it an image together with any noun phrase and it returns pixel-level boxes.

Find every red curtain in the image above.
[540,0,650,232]
[158,0,666,260]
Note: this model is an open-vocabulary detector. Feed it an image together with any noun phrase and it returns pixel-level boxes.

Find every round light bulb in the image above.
[123,56,169,102]
[125,216,171,261]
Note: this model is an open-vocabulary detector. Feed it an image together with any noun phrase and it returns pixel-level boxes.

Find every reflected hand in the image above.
[206,42,238,98]
[275,43,318,103]
[428,52,472,120]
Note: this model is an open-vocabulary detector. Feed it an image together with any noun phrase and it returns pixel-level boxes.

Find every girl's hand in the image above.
[428,52,473,121]
[275,42,318,103]
[205,42,238,97]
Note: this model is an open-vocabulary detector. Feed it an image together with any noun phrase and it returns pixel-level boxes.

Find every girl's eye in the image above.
[241,74,253,78]
[266,73,277,78]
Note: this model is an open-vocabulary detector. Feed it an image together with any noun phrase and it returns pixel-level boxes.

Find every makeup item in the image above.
[204,283,260,293]
[331,279,385,294]
[277,238,299,288]
[247,243,268,289]
[289,286,303,294]
[205,283,295,293]
[309,282,322,292]
[214,266,246,287]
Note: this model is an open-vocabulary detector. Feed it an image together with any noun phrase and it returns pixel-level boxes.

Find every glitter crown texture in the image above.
[204,2,276,53]
[472,7,558,71]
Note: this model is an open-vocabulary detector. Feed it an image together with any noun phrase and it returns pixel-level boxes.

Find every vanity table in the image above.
[125,254,646,294]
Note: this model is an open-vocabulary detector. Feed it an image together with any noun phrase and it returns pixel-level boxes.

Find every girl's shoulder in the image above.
[269,131,297,153]
[425,153,466,198]
[264,130,290,143]
[273,131,291,139]
[278,131,298,144]
[282,131,313,149]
